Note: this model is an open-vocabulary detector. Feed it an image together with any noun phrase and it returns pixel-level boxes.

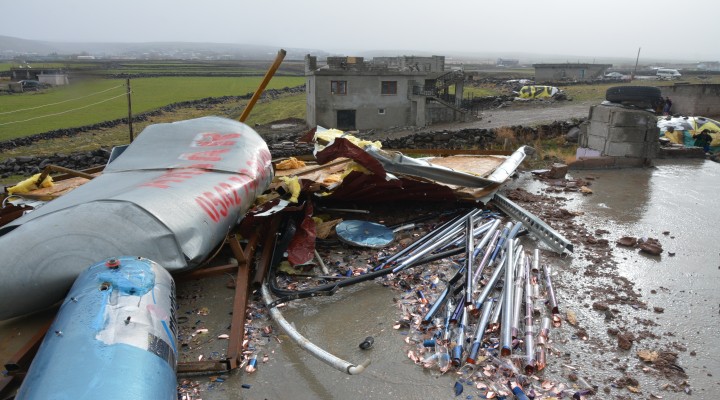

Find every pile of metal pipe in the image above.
[389,210,565,391]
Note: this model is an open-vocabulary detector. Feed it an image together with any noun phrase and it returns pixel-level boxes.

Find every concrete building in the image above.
[496,58,519,67]
[697,61,720,71]
[38,73,69,86]
[11,67,68,85]
[533,63,611,83]
[305,55,467,130]
[660,84,720,117]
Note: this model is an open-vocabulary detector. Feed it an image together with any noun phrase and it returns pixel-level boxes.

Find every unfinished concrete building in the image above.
[533,63,611,83]
[305,55,467,131]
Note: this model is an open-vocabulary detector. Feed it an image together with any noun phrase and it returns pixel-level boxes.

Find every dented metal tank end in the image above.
[16,256,177,400]
[0,117,273,320]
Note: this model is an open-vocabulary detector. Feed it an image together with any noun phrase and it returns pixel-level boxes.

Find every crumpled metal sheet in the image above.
[0,116,273,320]
[310,130,531,202]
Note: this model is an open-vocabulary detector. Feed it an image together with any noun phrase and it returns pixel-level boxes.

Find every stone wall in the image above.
[1,120,581,179]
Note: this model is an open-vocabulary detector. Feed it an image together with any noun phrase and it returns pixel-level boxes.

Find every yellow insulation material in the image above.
[279,176,301,203]
[315,129,383,150]
[8,173,53,195]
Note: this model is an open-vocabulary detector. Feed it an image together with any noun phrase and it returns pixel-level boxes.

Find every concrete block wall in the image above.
[580,105,660,161]
[660,84,720,118]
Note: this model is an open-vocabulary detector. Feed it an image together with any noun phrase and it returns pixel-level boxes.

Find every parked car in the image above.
[19,80,49,91]
[604,72,626,79]
[656,69,681,80]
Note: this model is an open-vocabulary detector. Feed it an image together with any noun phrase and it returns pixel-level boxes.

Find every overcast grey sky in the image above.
[2,0,717,61]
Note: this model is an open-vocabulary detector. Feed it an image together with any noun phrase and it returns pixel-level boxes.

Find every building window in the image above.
[381,81,397,95]
[378,108,385,115]
[331,80,347,95]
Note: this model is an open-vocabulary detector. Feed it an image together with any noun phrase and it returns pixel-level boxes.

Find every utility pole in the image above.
[126,78,134,142]
[632,47,641,81]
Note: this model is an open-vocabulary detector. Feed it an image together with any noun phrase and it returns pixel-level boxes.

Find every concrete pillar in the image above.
[413,98,426,127]
[455,81,464,108]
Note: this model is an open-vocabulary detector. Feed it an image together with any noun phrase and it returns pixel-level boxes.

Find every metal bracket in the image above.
[492,193,573,254]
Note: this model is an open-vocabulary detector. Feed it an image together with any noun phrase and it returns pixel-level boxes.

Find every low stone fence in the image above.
[1,115,582,179]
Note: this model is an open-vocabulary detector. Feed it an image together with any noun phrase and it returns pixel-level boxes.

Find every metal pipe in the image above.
[421,286,450,327]
[489,288,504,332]
[450,293,465,324]
[544,264,559,314]
[464,215,475,306]
[443,297,455,341]
[531,249,542,315]
[373,209,473,271]
[444,218,494,251]
[488,223,511,266]
[466,297,494,364]
[473,247,507,312]
[372,212,457,271]
[392,210,483,274]
[314,249,329,275]
[471,219,500,260]
[524,253,536,375]
[261,284,370,374]
[510,251,526,340]
[536,316,551,372]
[500,237,514,357]
[451,308,467,367]
[472,229,500,283]
[422,265,466,326]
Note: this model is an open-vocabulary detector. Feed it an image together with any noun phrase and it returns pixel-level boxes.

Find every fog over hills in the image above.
[0,35,698,66]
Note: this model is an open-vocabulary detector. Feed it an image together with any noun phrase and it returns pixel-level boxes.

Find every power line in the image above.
[0,93,127,127]
[0,85,125,115]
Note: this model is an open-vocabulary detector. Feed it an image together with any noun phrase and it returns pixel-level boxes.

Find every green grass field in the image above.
[0,76,304,140]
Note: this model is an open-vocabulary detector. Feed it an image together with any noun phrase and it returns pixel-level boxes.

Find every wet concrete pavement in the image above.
[178,159,719,399]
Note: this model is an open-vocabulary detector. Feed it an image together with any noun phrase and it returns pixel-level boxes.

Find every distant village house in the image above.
[305,55,469,131]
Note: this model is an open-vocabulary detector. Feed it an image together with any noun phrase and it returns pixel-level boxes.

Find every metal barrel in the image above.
[16,256,177,400]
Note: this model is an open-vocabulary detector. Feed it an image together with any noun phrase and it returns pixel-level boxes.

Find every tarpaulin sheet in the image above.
[0,116,273,320]
[518,85,559,99]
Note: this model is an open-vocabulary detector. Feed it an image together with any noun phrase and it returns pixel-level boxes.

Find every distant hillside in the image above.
[0,35,326,60]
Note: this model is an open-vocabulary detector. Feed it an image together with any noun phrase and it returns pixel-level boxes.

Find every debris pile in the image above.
[381,213,580,399]
[263,204,580,398]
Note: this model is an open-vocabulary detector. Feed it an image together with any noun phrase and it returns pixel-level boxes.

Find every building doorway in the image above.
[336,110,356,131]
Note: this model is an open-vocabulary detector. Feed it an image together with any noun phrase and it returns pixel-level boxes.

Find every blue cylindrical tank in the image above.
[16,256,177,400]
